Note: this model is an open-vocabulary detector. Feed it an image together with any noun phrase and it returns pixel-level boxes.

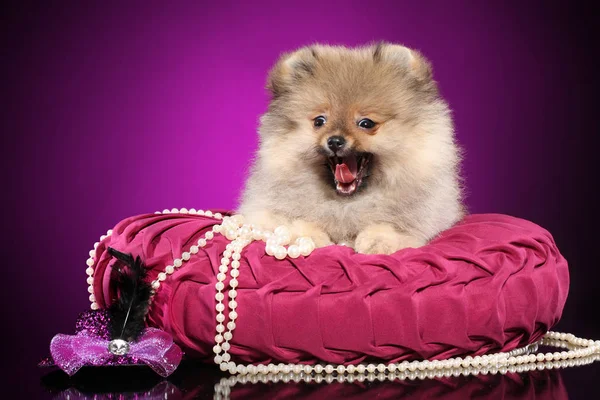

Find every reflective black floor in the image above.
[35,358,600,399]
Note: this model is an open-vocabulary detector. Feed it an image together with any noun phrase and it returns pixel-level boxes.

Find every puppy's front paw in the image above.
[354,224,424,255]
[290,220,333,248]
[244,210,289,232]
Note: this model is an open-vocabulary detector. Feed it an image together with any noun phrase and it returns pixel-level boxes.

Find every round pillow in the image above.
[91,212,569,364]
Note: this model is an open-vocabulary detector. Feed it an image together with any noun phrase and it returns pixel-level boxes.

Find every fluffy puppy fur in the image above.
[238,42,464,254]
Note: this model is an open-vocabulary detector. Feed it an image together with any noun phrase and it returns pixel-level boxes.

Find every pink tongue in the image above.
[335,157,358,183]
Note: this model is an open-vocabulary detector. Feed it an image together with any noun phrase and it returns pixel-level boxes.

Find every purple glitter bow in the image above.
[50,328,183,377]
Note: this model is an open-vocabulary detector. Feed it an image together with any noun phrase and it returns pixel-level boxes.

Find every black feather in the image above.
[107,247,152,342]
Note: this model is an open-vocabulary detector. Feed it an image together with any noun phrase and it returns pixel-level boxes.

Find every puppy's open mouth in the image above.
[327,153,372,196]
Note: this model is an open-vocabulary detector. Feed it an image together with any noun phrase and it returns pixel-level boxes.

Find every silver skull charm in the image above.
[108,338,130,356]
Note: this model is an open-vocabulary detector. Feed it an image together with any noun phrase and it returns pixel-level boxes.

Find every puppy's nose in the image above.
[327,136,346,152]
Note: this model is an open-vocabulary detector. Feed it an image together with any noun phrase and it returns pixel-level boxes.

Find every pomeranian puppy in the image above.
[238,42,464,254]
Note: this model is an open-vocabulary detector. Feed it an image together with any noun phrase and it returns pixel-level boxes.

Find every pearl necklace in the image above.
[213,348,600,399]
[86,208,600,377]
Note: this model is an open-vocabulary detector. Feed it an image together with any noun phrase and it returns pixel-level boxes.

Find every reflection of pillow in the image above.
[92,212,569,364]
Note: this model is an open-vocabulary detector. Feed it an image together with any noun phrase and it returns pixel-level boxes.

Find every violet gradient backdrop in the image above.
[3,0,599,396]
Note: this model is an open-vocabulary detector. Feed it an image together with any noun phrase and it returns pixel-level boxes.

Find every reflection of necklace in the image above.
[212,340,599,394]
[85,208,600,377]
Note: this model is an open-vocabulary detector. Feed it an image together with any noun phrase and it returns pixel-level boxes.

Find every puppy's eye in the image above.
[313,116,327,127]
[358,118,376,129]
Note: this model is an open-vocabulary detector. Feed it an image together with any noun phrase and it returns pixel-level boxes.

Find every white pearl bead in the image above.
[279,234,292,245]
[205,211,213,217]
[198,238,207,247]
[174,259,183,267]
[157,272,166,281]
[86,267,94,276]
[89,294,96,302]
[205,231,214,240]
[224,332,233,341]
[215,334,223,343]
[239,226,251,237]
[287,245,300,258]
[216,313,225,322]
[227,321,236,330]
[221,342,230,351]
[190,245,199,254]
[162,209,170,214]
[171,208,179,213]
[274,226,290,237]
[86,277,94,285]
[229,311,238,320]
[265,245,276,256]
[151,280,160,289]
[90,303,99,310]
[87,286,94,294]
[230,279,238,288]
[299,242,314,256]
[274,246,287,260]
[228,290,237,298]
[214,213,223,219]
[215,282,224,291]
[86,258,95,266]
[180,208,188,214]
[182,252,191,260]
[231,260,240,269]
[166,265,175,274]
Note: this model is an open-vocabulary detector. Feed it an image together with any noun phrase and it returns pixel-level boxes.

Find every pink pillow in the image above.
[92,213,568,364]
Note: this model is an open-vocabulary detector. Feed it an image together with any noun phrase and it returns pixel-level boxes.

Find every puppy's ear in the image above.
[267,46,317,97]
[373,42,433,81]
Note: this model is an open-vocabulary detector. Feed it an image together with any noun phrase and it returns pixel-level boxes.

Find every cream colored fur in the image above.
[237,43,464,254]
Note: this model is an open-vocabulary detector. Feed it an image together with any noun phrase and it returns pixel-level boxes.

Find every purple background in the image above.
[4,0,599,397]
